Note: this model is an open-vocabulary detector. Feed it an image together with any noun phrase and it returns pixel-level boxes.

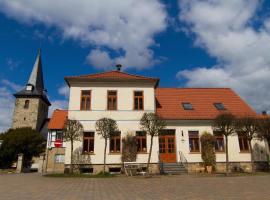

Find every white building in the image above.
[46,67,269,174]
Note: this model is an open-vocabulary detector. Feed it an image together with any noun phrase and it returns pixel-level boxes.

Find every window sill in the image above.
[215,151,225,154]
[189,152,200,154]
[82,153,95,155]
[137,152,148,154]
[109,152,121,155]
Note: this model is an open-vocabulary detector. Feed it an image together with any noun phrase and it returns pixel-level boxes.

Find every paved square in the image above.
[0,173,270,200]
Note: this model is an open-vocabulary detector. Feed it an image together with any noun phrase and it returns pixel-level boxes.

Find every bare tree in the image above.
[63,119,84,174]
[140,112,166,174]
[257,116,270,153]
[235,116,257,172]
[95,118,118,173]
[213,113,236,175]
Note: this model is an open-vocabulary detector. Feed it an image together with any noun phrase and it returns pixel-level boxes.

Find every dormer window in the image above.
[26,84,33,91]
[214,103,226,110]
[182,102,193,110]
[24,100,30,109]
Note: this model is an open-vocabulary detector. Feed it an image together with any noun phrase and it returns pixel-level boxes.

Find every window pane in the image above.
[182,103,193,110]
[116,138,120,152]
[86,98,90,110]
[214,103,226,110]
[110,139,114,152]
[134,91,143,96]
[139,98,143,109]
[89,139,94,152]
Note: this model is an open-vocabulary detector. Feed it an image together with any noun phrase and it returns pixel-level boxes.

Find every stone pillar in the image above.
[16,153,23,173]
[38,154,46,173]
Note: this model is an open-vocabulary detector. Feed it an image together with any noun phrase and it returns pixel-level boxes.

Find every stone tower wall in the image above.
[12,97,48,131]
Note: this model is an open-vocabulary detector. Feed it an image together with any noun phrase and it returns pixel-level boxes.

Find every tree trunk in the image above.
[103,138,107,173]
[249,139,254,173]
[70,140,74,174]
[225,136,229,175]
[147,136,154,174]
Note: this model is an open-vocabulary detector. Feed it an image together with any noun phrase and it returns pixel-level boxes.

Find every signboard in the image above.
[54,139,62,148]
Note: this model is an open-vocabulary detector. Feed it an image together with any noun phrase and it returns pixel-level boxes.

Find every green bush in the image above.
[200,132,216,167]
[0,128,45,168]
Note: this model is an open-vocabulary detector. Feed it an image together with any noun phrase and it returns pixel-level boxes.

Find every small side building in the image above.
[46,110,67,173]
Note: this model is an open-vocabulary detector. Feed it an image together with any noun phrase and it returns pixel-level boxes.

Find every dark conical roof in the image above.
[14,49,51,106]
[27,49,44,91]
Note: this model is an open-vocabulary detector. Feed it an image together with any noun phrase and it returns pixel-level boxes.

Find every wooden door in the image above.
[159,130,176,163]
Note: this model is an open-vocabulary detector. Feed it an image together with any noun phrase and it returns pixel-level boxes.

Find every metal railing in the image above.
[179,151,188,169]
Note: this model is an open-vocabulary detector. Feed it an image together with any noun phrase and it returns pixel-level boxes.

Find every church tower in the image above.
[12,49,51,131]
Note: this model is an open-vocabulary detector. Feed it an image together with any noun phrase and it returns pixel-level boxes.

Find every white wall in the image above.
[63,120,269,165]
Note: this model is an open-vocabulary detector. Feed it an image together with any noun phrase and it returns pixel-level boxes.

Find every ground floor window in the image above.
[136,131,147,153]
[214,132,225,152]
[55,154,65,163]
[189,131,200,152]
[110,132,121,153]
[83,132,94,154]
[238,134,250,152]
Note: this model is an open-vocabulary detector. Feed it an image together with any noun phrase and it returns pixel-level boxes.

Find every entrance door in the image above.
[159,130,176,163]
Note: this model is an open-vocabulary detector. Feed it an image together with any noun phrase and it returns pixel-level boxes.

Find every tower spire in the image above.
[27,49,44,91]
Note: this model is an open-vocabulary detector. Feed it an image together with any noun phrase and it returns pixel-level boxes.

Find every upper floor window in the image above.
[110,131,121,153]
[107,91,117,110]
[214,103,226,110]
[24,100,30,109]
[136,131,147,153]
[189,131,200,152]
[80,90,91,110]
[182,102,193,110]
[238,134,250,152]
[83,132,94,154]
[134,91,144,110]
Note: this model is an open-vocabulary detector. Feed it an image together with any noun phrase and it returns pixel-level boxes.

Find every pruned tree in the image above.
[73,147,91,173]
[256,116,270,154]
[212,113,236,175]
[95,118,118,173]
[140,112,166,174]
[235,116,257,172]
[63,119,84,174]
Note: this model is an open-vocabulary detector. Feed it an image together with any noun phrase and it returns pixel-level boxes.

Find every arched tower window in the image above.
[24,100,30,109]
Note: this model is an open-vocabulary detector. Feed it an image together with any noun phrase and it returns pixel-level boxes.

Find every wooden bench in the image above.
[123,162,146,176]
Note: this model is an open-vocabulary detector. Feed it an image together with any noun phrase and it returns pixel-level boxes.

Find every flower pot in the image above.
[206,165,212,174]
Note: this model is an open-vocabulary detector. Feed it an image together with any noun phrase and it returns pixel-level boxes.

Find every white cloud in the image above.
[178,0,270,113]
[58,84,69,99]
[0,0,167,69]
[49,100,68,117]
[0,80,23,133]
[86,49,114,70]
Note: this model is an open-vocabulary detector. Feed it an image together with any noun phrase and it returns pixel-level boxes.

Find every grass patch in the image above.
[43,171,115,178]
[0,169,16,174]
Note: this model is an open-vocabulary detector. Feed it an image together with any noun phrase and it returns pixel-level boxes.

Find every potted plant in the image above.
[200,132,216,173]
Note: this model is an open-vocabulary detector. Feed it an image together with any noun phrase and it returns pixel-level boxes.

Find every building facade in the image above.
[47,67,269,174]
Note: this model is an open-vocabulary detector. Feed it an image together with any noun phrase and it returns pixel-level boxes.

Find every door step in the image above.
[160,162,188,175]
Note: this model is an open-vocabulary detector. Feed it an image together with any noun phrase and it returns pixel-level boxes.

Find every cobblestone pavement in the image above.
[1,173,270,200]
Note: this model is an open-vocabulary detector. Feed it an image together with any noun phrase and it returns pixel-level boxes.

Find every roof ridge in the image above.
[65,70,159,80]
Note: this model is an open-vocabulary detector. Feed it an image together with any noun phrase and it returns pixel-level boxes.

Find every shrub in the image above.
[200,132,216,167]
[121,133,137,162]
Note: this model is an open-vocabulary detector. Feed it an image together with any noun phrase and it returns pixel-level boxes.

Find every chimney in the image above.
[116,64,122,71]
[262,111,267,115]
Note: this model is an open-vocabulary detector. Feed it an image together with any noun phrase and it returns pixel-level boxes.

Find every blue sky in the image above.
[0,0,270,132]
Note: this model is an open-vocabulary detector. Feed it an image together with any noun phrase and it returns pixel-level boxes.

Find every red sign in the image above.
[54,139,62,148]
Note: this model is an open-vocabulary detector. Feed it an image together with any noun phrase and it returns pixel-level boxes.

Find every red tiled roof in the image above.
[64,70,159,87]
[48,110,68,130]
[155,88,256,120]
